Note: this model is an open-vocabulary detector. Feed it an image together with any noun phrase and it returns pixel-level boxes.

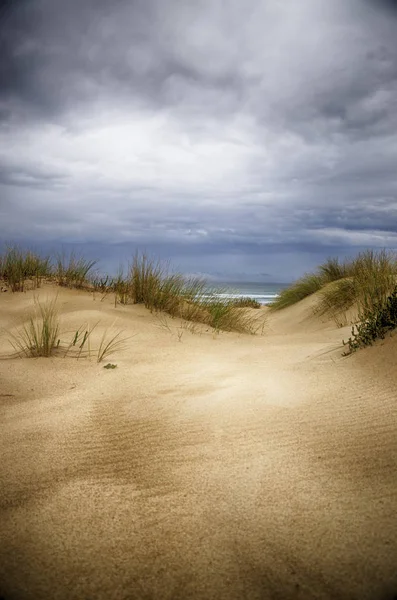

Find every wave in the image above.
[201,292,279,305]
[211,293,278,299]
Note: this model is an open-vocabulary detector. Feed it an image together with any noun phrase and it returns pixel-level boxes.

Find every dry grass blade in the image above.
[97,327,131,363]
[63,322,99,358]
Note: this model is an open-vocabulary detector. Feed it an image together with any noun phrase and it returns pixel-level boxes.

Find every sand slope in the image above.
[1,286,396,600]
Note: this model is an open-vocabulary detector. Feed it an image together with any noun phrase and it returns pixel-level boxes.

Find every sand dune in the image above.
[1,285,396,600]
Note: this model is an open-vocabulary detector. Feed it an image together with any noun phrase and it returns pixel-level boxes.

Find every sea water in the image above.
[207,282,289,306]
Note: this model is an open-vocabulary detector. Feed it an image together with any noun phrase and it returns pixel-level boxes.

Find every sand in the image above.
[1,284,396,600]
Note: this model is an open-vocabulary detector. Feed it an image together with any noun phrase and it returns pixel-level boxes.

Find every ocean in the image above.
[207,282,289,306]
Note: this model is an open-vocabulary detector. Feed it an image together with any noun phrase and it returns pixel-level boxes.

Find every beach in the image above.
[1,284,396,600]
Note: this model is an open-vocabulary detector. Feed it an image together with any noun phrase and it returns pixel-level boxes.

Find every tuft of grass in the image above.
[128,254,201,315]
[6,299,131,361]
[127,254,258,333]
[55,251,97,289]
[91,274,114,295]
[197,290,258,334]
[230,296,261,309]
[271,249,397,315]
[129,252,164,308]
[343,285,397,354]
[113,268,130,306]
[350,249,397,314]
[270,274,323,310]
[316,278,357,325]
[7,297,60,357]
[318,249,397,323]
[0,246,52,292]
[317,257,349,283]
[2,247,264,336]
[97,327,130,363]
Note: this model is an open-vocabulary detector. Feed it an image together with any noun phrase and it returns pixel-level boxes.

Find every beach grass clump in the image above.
[270,249,397,316]
[2,247,263,336]
[55,251,97,289]
[127,253,257,333]
[8,297,60,357]
[91,269,131,305]
[206,301,256,333]
[111,268,131,305]
[0,246,52,292]
[196,290,258,334]
[315,278,356,326]
[128,253,189,315]
[230,296,261,309]
[91,274,114,294]
[317,249,397,322]
[128,253,200,315]
[151,272,186,315]
[317,257,350,282]
[6,298,130,361]
[270,273,323,310]
[343,285,397,354]
[129,252,164,307]
[271,256,352,311]
[350,249,397,314]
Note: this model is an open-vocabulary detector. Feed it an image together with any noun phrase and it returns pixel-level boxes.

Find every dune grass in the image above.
[55,251,97,288]
[7,297,60,357]
[270,274,324,310]
[343,284,397,354]
[317,250,397,320]
[0,247,96,292]
[0,246,52,292]
[1,247,263,334]
[97,327,131,363]
[126,253,259,333]
[270,256,353,311]
[230,297,261,309]
[317,257,349,282]
[271,250,397,323]
[5,298,129,361]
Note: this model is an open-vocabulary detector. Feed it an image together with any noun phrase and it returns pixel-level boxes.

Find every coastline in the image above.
[209,281,290,305]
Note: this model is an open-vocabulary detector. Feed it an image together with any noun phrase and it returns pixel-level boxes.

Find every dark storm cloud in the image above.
[0,0,246,121]
[1,0,397,280]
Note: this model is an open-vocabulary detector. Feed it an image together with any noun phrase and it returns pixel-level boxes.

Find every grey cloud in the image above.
[1,0,397,280]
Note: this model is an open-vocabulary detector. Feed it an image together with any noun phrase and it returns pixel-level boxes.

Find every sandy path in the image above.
[1,287,396,599]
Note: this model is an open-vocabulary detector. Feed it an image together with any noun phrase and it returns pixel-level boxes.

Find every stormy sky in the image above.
[1,0,396,281]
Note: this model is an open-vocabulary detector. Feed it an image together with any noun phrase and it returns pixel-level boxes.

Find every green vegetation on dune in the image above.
[270,249,397,353]
[5,296,129,362]
[7,296,60,357]
[55,251,97,288]
[1,244,396,352]
[269,273,324,310]
[343,285,397,354]
[0,246,262,335]
[126,252,259,334]
[0,246,52,292]
[270,256,352,311]
[271,250,397,315]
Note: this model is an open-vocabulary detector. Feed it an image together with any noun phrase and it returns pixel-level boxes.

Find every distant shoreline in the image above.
[209,281,291,305]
